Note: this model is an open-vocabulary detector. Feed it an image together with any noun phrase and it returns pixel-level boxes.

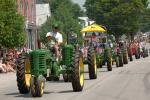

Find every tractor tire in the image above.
[107,54,112,71]
[30,75,45,97]
[129,55,133,61]
[119,54,123,67]
[97,60,103,68]
[53,76,60,81]
[102,61,105,65]
[123,51,128,64]
[145,49,149,57]
[129,48,133,61]
[88,47,97,79]
[115,56,119,67]
[36,76,45,97]
[143,50,146,58]
[63,74,71,82]
[71,50,84,92]
[135,48,140,59]
[16,53,31,94]
[30,76,36,97]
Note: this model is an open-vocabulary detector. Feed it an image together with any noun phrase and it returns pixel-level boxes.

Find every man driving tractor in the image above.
[46,24,63,61]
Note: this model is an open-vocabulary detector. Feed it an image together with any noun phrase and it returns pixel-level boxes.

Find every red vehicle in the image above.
[128,42,140,59]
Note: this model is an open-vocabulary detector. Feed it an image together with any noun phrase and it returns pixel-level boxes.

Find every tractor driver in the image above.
[46,24,63,61]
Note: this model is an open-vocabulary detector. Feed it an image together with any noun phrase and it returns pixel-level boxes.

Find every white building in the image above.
[36,4,51,27]
[78,17,95,28]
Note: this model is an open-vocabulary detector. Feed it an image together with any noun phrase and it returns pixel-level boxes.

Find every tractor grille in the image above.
[62,45,74,66]
[30,49,49,76]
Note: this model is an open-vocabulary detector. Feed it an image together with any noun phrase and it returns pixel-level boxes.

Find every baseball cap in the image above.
[46,32,52,37]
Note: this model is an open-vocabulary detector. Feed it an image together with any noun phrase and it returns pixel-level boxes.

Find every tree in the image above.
[85,0,148,38]
[0,0,25,48]
[140,8,150,32]
[39,0,84,44]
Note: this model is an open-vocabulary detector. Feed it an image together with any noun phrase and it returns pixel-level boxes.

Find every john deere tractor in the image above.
[142,47,149,58]
[119,41,129,64]
[16,43,84,97]
[96,36,113,71]
[69,32,97,80]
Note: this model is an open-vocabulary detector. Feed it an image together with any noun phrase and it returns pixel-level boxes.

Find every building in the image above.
[36,4,51,27]
[16,0,37,49]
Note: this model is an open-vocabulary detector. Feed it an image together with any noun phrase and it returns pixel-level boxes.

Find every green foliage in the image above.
[140,8,150,32]
[85,0,148,37]
[0,0,25,48]
[39,0,84,44]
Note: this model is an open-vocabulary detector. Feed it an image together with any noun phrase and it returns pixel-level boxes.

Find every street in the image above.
[1,0,150,100]
[0,53,150,100]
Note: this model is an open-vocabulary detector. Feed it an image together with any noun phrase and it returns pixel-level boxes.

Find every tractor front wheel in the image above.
[63,74,71,82]
[30,75,45,97]
[97,60,103,68]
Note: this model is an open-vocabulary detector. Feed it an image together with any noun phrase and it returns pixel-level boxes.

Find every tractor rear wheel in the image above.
[146,49,149,57]
[88,47,97,79]
[107,54,112,71]
[71,50,84,92]
[144,49,149,57]
[119,54,123,67]
[16,53,31,94]
[129,48,133,61]
[123,50,128,64]
[135,48,140,59]
[115,56,119,67]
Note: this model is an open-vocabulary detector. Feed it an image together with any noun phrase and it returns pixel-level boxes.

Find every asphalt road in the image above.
[0,45,150,100]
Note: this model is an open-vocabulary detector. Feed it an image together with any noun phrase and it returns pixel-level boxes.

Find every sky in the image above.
[71,0,86,10]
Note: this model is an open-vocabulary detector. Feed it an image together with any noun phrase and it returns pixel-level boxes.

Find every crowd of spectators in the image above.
[0,49,21,73]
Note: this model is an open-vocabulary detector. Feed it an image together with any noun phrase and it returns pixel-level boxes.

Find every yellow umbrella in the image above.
[81,24,106,33]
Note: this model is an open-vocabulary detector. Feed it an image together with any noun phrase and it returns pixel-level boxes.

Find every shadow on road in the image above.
[58,90,73,93]
[99,70,108,72]
[46,80,68,83]
[5,91,52,98]
[84,78,91,80]
[5,92,31,98]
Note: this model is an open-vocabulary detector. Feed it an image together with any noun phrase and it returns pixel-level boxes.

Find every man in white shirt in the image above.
[46,24,63,60]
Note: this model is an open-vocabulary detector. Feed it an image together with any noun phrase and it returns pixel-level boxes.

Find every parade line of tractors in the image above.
[15,24,149,97]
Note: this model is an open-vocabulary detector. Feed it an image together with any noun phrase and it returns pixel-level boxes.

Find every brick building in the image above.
[16,0,37,49]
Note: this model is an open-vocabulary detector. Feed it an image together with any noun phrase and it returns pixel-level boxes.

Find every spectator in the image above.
[5,61,15,72]
[0,59,7,73]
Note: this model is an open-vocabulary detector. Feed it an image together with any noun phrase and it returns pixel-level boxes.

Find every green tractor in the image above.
[16,43,84,97]
[96,36,113,71]
[117,41,129,65]
[107,35,123,68]
[68,32,97,80]
[142,47,149,58]
[16,31,98,97]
